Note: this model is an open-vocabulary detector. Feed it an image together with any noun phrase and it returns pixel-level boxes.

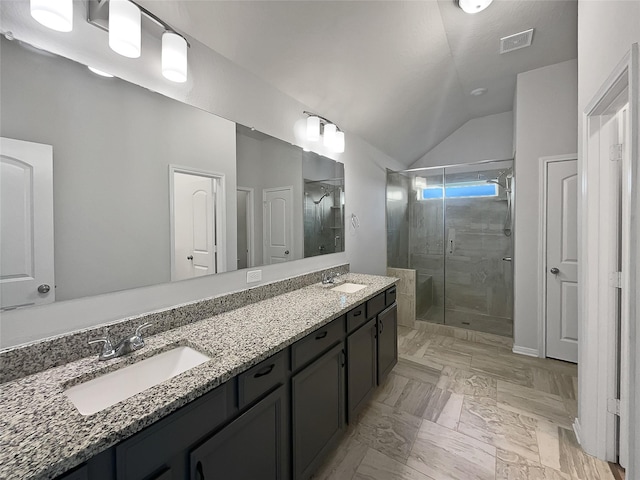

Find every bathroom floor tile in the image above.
[373,372,411,407]
[407,419,496,480]
[436,365,498,399]
[353,401,422,463]
[557,428,615,479]
[496,449,572,480]
[311,428,367,480]
[497,380,573,428]
[354,448,434,480]
[458,396,540,462]
[393,357,442,384]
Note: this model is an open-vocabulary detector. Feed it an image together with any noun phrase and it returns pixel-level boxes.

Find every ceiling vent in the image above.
[500,28,534,54]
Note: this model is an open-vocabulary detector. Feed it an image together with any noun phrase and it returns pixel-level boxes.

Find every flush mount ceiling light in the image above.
[30,0,73,32]
[470,87,488,96]
[457,0,493,14]
[303,111,345,154]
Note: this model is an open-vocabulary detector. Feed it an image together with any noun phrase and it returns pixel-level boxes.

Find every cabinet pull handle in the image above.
[254,364,275,378]
[379,321,384,334]
[315,331,328,340]
[389,287,396,295]
[353,310,362,317]
[341,350,345,367]
[196,461,205,480]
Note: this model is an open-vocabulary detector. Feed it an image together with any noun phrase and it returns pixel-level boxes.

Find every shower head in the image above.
[486,179,507,189]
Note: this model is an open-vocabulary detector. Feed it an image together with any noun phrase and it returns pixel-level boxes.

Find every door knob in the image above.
[284,250,290,255]
[37,284,51,294]
[187,255,194,261]
[550,267,560,275]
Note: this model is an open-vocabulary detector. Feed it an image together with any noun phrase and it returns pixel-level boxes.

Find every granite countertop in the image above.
[0,273,396,480]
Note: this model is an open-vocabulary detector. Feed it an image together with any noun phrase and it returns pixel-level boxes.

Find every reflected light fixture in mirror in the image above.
[303,111,345,154]
[162,32,188,83]
[323,123,337,149]
[109,0,141,58]
[457,0,493,14]
[88,66,114,77]
[30,0,73,32]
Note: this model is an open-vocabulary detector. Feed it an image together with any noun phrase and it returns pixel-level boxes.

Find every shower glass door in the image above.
[409,169,445,325]
[443,161,513,337]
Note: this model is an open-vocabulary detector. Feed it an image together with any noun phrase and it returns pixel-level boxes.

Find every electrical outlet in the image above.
[246,269,262,283]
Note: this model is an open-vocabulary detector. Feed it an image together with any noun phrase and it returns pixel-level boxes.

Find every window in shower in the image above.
[419,182,499,200]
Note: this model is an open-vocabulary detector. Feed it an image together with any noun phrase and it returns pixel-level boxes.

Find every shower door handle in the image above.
[502,257,512,262]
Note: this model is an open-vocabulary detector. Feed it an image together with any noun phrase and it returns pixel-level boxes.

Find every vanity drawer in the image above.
[346,303,366,333]
[386,286,397,306]
[291,316,345,372]
[366,292,386,319]
[237,350,287,409]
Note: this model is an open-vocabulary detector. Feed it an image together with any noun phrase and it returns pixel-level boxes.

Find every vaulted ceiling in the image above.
[140,0,578,166]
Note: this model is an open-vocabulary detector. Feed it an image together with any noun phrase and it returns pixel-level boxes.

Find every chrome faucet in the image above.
[322,271,340,285]
[89,322,152,361]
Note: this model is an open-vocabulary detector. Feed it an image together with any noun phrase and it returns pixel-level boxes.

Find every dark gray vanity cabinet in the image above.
[115,382,232,480]
[190,385,288,480]
[346,317,377,422]
[292,343,346,480]
[377,304,398,385]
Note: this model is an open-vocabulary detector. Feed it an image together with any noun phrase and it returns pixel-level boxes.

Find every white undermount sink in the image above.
[64,346,210,416]
[330,282,367,293]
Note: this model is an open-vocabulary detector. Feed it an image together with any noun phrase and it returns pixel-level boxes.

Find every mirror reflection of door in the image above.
[236,187,254,269]
[263,186,293,264]
[0,137,55,310]
[171,168,223,281]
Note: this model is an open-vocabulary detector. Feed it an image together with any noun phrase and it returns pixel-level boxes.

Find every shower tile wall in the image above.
[304,182,343,257]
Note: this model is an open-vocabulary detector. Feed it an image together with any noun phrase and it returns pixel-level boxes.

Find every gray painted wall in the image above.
[513,59,578,352]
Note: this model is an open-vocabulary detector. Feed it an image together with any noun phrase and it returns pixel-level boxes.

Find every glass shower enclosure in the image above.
[387,160,514,338]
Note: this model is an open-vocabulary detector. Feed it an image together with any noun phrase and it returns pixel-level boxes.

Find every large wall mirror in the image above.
[0,36,345,311]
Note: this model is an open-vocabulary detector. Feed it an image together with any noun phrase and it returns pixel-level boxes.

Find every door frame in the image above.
[237,186,255,269]
[578,43,637,472]
[537,154,578,360]
[169,165,227,281]
[262,185,294,265]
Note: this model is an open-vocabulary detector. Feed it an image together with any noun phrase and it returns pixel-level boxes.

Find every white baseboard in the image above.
[512,345,540,357]
[573,419,582,445]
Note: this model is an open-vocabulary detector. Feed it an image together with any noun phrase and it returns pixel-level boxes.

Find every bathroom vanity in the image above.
[0,272,397,480]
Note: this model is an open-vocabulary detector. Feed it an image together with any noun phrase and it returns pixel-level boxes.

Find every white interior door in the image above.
[0,137,55,310]
[263,186,293,264]
[545,159,578,363]
[172,172,216,281]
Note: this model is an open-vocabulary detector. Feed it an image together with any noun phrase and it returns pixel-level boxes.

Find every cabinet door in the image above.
[377,304,398,385]
[292,343,346,480]
[190,386,288,480]
[347,318,377,422]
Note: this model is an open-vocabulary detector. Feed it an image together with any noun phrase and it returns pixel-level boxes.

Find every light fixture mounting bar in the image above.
[87,0,190,47]
[303,110,341,131]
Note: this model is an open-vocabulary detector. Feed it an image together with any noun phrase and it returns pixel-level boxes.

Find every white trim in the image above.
[579,44,638,471]
[169,165,227,280]
[573,419,583,446]
[512,345,540,357]
[237,186,255,268]
[537,154,577,360]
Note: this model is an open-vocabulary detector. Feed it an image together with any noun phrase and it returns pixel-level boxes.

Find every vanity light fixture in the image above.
[162,32,188,83]
[30,0,73,32]
[457,0,493,14]
[108,0,141,58]
[85,0,190,82]
[303,111,345,154]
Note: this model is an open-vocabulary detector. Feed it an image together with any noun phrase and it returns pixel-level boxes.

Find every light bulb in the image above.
[109,0,141,58]
[162,32,188,83]
[334,131,345,153]
[306,116,320,142]
[323,123,337,149]
[30,0,73,32]
[458,0,493,14]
